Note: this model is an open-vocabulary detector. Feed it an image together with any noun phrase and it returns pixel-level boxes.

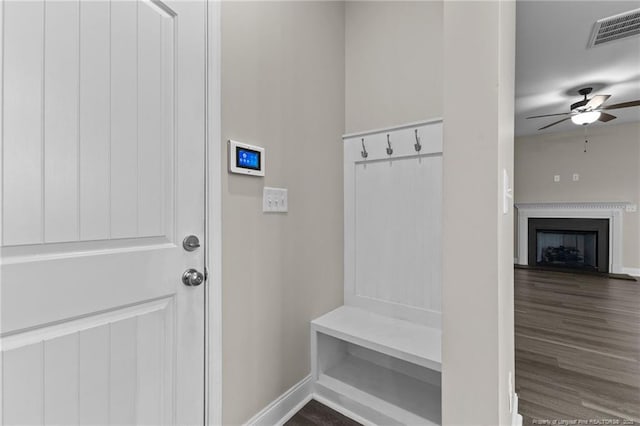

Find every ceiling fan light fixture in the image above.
[571,111,601,125]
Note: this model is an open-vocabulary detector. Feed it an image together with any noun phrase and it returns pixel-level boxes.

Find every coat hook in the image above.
[386,134,393,155]
[361,138,368,159]
[414,129,422,152]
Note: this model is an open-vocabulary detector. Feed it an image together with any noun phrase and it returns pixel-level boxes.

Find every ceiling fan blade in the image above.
[598,112,617,122]
[585,94,610,110]
[601,100,640,110]
[538,117,571,130]
[526,112,571,119]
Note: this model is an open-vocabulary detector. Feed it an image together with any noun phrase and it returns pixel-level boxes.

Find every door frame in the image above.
[206,1,223,425]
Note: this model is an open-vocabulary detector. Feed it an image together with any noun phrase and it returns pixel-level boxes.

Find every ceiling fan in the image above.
[527,87,640,130]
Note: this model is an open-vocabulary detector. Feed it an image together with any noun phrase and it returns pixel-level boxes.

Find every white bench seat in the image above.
[311,306,443,425]
[311,305,441,372]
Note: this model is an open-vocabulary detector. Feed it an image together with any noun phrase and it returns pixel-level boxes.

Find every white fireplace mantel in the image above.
[515,202,631,274]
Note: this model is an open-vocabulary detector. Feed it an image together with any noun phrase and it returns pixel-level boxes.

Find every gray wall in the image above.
[515,122,640,270]
[345,1,443,133]
[220,1,520,423]
[442,1,516,424]
[221,2,345,424]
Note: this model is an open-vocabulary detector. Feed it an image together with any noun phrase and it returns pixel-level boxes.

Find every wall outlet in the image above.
[572,173,579,181]
[626,204,637,213]
[554,175,560,182]
[263,187,288,213]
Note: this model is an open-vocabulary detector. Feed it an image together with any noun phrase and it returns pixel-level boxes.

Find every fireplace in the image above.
[528,218,609,273]
[517,203,627,274]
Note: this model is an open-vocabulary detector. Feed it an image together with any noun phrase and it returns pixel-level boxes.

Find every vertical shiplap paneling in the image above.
[355,154,443,311]
[44,334,79,424]
[161,299,176,422]
[138,3,164,237]
[409,158,431,307]
[355,159,385,301]
[43,0,80,243]
[110,318,137,424]
[2,0,44,245]
[428,158,443,312]
[110,0,139,238]
[79,0,111,240]
[2,343,44,424]
[161,18,176,241]
[395,158,421,306]
[79,325,110,424]
[137,310,163,424]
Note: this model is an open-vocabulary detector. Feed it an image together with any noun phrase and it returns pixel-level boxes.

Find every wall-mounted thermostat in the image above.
[228,140,265,176]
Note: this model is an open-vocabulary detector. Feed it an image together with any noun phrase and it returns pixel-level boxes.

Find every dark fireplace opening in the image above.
[528,218,609,273]
[536,230,597,270]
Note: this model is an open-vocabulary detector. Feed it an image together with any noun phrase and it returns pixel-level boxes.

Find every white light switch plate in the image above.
[626,204,637,213]
[503,169,513,215]
[263,187,288,213]
[554,175,560,182]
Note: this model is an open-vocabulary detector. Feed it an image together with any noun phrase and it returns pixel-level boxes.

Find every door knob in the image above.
[182,269,205,286]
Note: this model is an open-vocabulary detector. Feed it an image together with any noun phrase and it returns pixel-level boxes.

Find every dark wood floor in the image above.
[515,268,640,424]
[285,400,361,426]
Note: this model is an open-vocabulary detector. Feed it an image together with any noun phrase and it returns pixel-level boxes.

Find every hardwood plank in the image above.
[515,268,640,424]
[285,400,362,426]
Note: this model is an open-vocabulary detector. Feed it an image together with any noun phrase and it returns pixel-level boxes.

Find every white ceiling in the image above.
[515,1,640,136]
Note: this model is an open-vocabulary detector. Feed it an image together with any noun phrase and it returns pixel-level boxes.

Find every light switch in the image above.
[263,187,288,213]
[554,175,560,182]
[572,173,580,181]
[503,169,513,215]
[626,204,638,213]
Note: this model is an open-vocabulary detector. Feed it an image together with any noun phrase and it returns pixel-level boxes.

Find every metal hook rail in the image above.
[359,127,426,159]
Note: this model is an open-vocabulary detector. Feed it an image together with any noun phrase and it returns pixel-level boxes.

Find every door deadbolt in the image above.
[182,269,205,287]
[183,235,200,252]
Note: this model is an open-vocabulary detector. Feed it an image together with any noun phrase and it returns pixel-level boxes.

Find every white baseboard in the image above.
[245,376,525,426]
[512,393,523,426]
[513,263,639,278]
[622,267,640,277]
[244,375,313,426]
[242,375,370,426]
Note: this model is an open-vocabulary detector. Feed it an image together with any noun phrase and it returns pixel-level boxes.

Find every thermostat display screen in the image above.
[228,139,265,176]
[236,147,261,171]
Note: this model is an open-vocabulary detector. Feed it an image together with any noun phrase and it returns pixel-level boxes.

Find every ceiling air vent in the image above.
[588,8,640,47]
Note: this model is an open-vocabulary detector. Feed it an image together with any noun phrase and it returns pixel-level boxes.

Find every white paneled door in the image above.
[1,0,207,424]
